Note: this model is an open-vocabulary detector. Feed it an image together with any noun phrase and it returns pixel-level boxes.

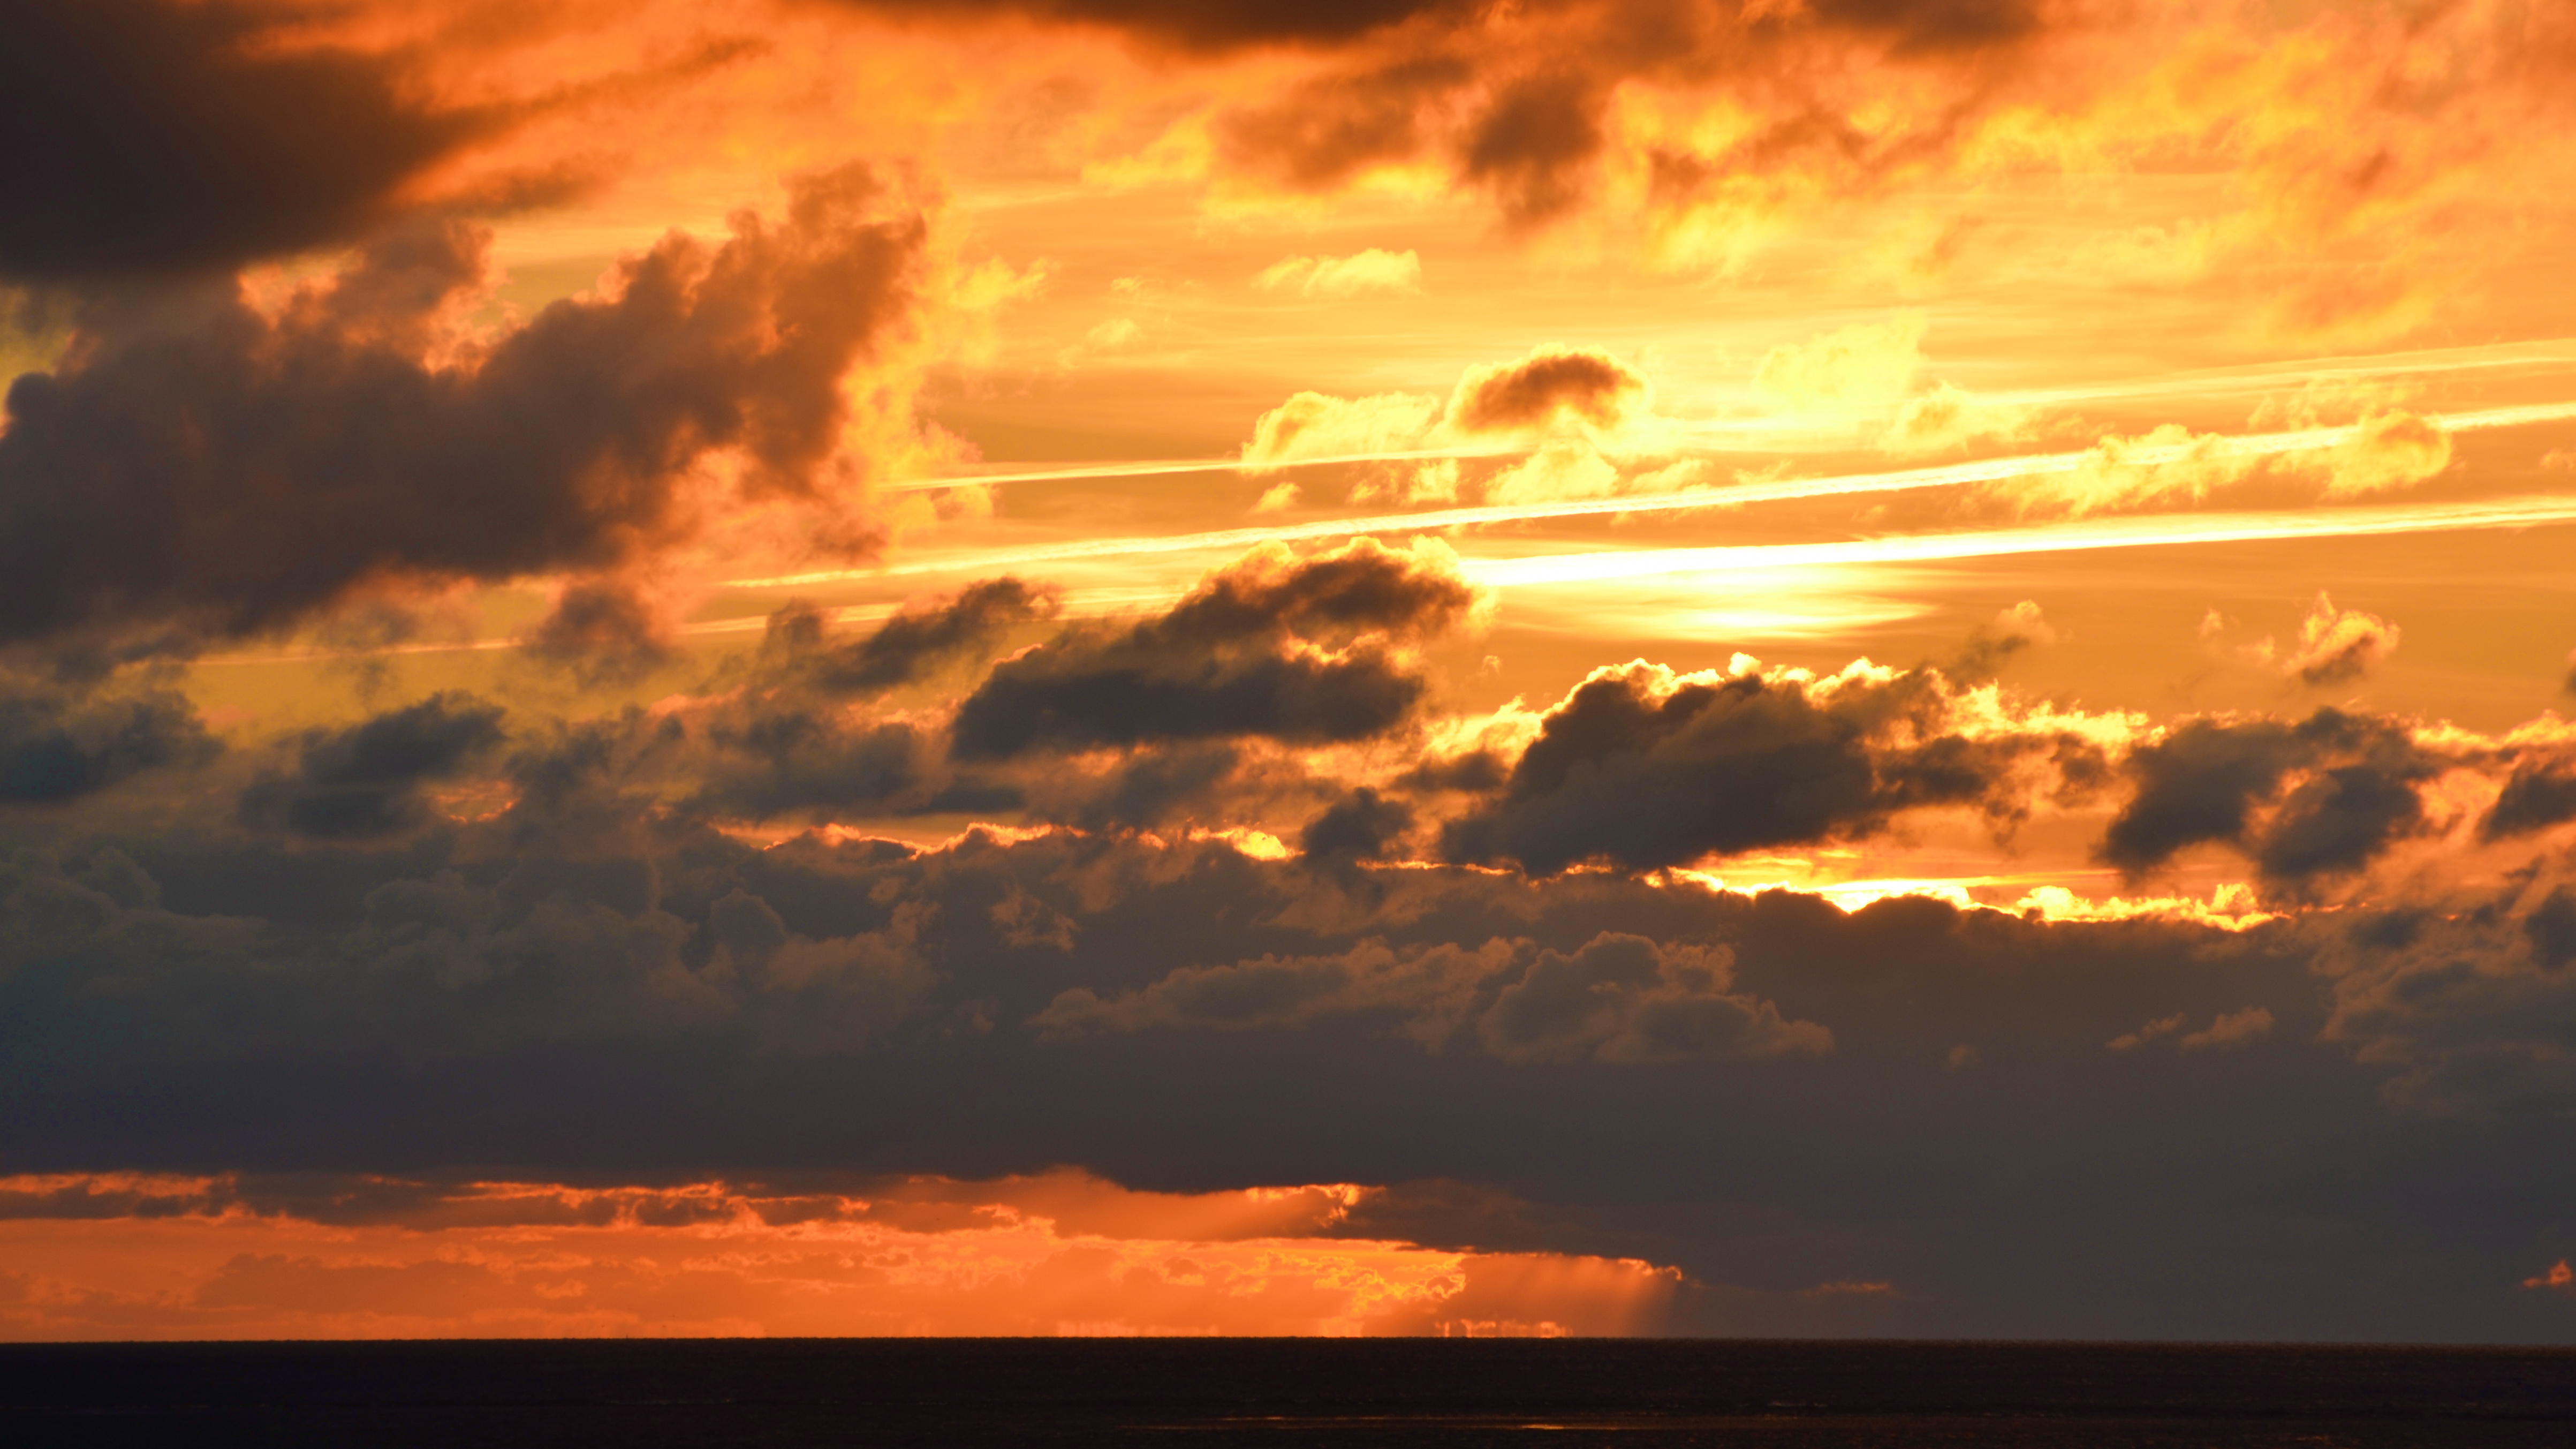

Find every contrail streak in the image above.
[1461,494,2576,587]
[732,401,2576,588]
[868,345,2576,494]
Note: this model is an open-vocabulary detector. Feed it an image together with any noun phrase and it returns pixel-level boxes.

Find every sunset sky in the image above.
[5,0,2576,1340]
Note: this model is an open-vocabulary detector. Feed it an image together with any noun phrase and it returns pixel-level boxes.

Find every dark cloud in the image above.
[1301,786,1414,864]
[2524,888,2576,973]
[18,814,2567,1339]
[1037,929,1830,1065]
[838,0,1451,50]
[1218,54,1475,190]
[2314,867,2576,1117]
[238,694,506,841]
[1459,72,1607,227]
[691,714,955,821]
[0,164,925,653]
[1445,346,1643,433]
[680,580,1062,821]
[1203,0,2067,231]
[1804,0,2048,55]
[2101,710,2441,887]
[524,579,682,685]
[2482,757,2576,841]
[759,578,1058,696]
[0,673,218,805]
[950,539,1474,759]
[1442,662,2079,876]
[1394,748,1508,794]
[0,2,502,282]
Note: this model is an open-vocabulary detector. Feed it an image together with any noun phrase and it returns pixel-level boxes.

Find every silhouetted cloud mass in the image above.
[2101,710,2439,886]
[0,1,502,282]
[1443,661,2087,876]
[0,166,924,652]
[950,539,1474,759]
[239,693,506,840]
[0,673,217,805]
[763,579,1059,696]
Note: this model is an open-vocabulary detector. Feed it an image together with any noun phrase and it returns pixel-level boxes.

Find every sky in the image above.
[3,0,2576,1341]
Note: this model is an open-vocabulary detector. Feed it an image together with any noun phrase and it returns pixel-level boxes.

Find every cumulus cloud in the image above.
[756,579,1059,697]
[1254,248,1422,297]
[1446,345,1646,435]
[0,164,927,654]
[1300,786,1416,865]
[1441,656,2104,876]
[2099,710,2441,888]
[0,671,219,805]
[238,693,506,840]
[1754,315,1925,414]
[2482,757,2576,841]
[949,537,1476,759]
[2279,592,2400,686]
[1034,930,1831,1065]
[1238,344,1653,477]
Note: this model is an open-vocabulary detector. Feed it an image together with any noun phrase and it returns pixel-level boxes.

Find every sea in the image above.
[4,1339,2573,1446]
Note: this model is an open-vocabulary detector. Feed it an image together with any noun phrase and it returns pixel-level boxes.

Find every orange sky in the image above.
[4,0,2576,1340]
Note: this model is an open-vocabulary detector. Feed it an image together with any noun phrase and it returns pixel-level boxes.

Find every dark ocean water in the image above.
[3,1339,2573,1447]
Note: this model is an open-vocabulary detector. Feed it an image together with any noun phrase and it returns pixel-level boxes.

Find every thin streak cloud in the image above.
[743,402,2576,587]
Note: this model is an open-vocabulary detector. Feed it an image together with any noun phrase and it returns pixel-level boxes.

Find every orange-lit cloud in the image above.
[0,1171,1676,1340]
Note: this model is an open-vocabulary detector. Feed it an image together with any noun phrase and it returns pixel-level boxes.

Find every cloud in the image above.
[834,0,1444,52]
[1300,786,1415,865]
[2280,592,2400,686]
[2100,710,2441,887]
[0,2,505,282]
[2180,1005,2274,1051]
[1254,248,1422,298]
[1445,346,1646,435]
[238,693,506,840]
[2312,870,2576,1116]
[1882,382,2036,454]
[0,1165,1681,1338]
[2482,758,2576,841]
[1237,344,1650,474]
[0,165,927,654]
[1240,390,1445,469]
[524,577,685,685]
[14,783,2576,1333]
[2108,1005,2273,1053]
[757,579,1059,696]
[0,672,217,805]
[1441,656,2101,876]
[1754,315,1925,414]
[1995,412,2454,519]
[949,537,1476,759]
[1039,930,1831,1066]
[2107,1012,2187,1051]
